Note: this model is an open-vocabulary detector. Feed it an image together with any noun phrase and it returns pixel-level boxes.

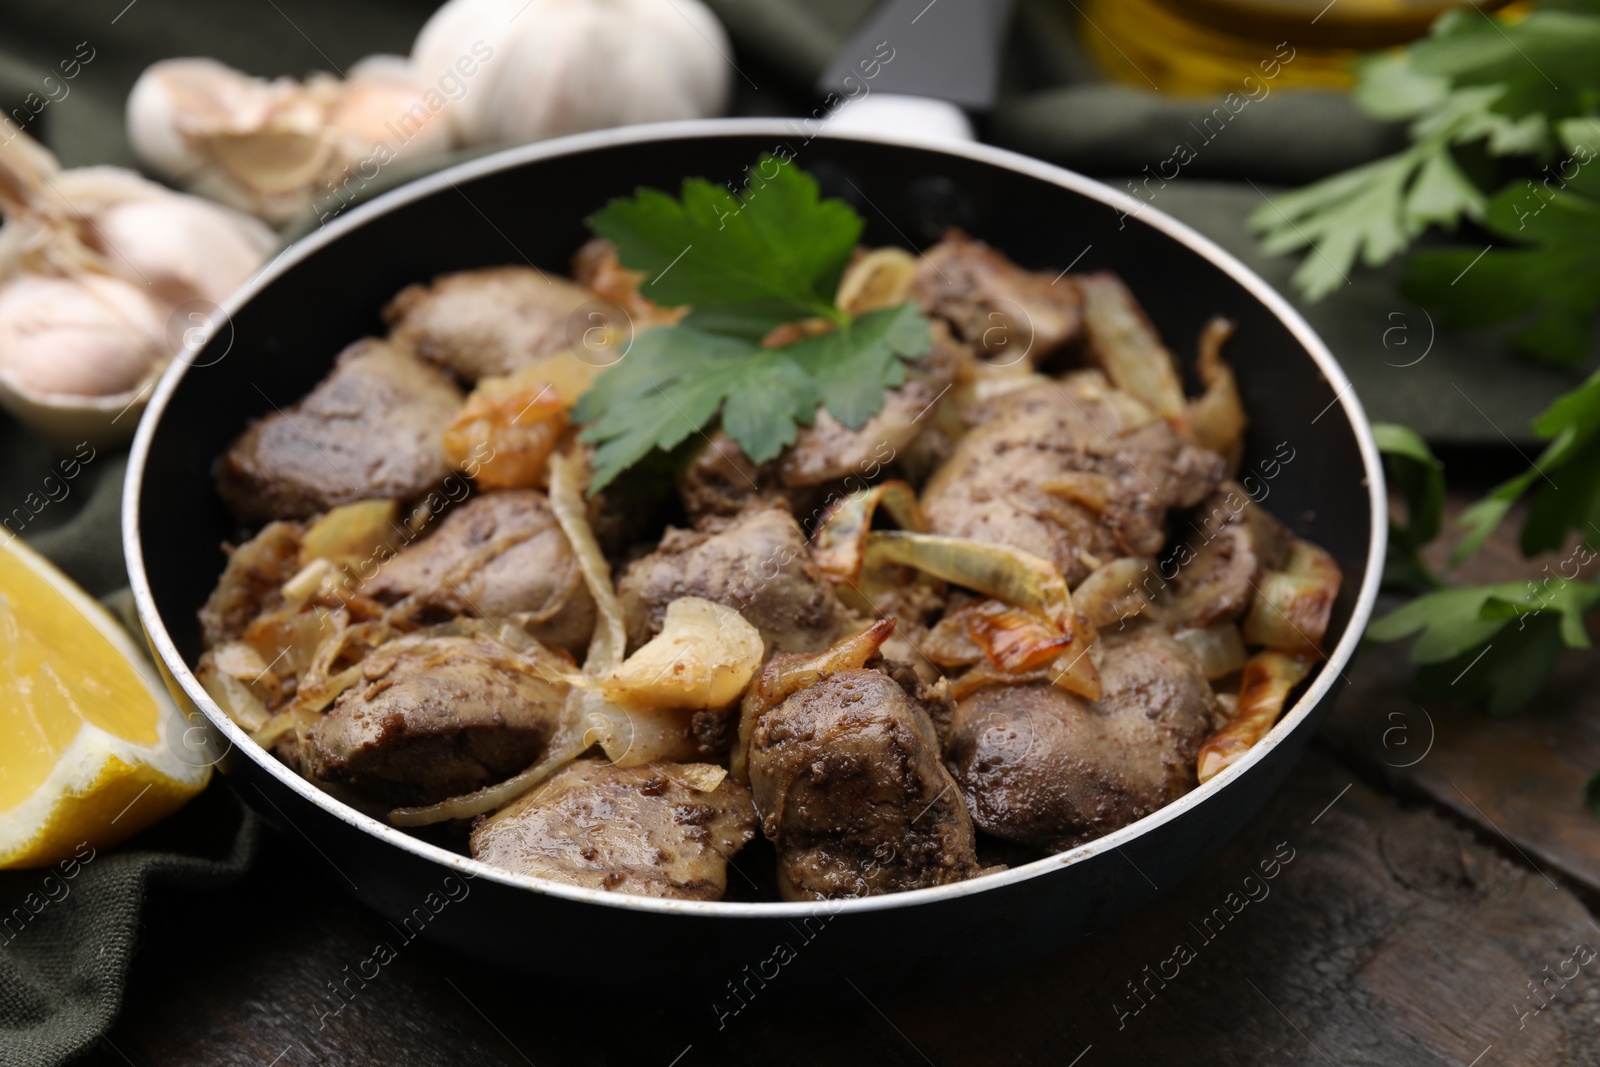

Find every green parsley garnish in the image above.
[1368,413,1600,718]
[1250,3,1600,365]
[1265,1,1600,742]
[574,157,931,491]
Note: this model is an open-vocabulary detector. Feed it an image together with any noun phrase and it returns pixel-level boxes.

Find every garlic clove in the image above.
[0,273,169,450]
[128,55,455,226]
[0,125,271,449]
[126,58,261,183]
[208,129,335,197]
[91,195,275,308]
[330,76,453,164]
[0,372,161,451]
[0,274,164,399]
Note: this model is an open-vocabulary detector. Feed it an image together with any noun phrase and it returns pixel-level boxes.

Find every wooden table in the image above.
[80,489,1600,1067]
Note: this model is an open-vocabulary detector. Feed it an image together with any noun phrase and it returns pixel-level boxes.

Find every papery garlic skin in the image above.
[337,56,455,164]
[0,274,164,397]
[47,167,277,308]
[124,58,257,185]
[126,57,453,226]
[412,0,731,147]
[93,196,274,308]
[0,122,273,446]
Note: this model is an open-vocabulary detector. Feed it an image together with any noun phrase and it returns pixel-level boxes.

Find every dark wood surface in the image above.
[80,493,1600,1067]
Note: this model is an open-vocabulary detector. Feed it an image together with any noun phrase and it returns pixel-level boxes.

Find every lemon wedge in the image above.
[0,535,210,868]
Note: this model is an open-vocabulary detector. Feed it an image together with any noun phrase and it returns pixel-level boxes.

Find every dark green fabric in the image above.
[0,783,257,1067]
[0,2,1582,1064]
[0,420,260,1067]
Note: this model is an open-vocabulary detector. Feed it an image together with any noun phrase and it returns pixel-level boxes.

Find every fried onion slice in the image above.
[1196,651,1312,783]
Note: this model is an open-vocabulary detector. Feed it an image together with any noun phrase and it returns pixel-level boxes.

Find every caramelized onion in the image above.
[662,763,729,793]
[922,607,984,667]
[579,700,702,767]
[1040,471,1115,514]
[863,531,1072,630]
[195,653,271,732]
[946,628,1102,702]
[1187,317,1246,468]
[966,600,1072,672]
[251,704,323,749]
[549,450,625,672]
[1051,622,1103,701]
[1197,651,1312,782]
[836,247,918,315]
[442,380,568,489]
[1173,623,1248,680]
[1078,273,1187,429]
[1241,541,1342,653]
[812,480,926,585]
[204,641,283,707]
[288,662,364,717]
[298,499,401,571]
[240,603,340,683]
[1072,556,1156,629]
[590,597,763,710]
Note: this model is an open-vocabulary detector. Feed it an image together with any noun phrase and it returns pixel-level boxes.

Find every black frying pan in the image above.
[123,121,1385,995]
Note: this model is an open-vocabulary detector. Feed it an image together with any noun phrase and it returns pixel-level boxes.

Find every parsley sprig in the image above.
[1368,397,1600,717]
[1250,2,1600,364]
[574,157,931,491]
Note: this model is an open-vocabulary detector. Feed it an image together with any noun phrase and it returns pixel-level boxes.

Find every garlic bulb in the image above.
[0,274,164,396]
[127,57,453,226]
[0,122,273,446]
[412,0,731,147]
[41,163,276,309]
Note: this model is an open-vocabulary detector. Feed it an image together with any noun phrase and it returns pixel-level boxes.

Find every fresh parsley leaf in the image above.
[573,158,932,492]
[1445,367,1600,562]
[719,356,822,463]
[785,303,930,429]
[1367,581,1518,660]
[1374,422,1446,590]
[1480,578,1600,646]
[1408,8,1600,125]
[586,156,862,339]
[1250,150,1428,302]
[1413,613,1568,716]
[1251,3,1600,302]
[1451,478,1533,565]
[1368,577,1600,714]
[1402,172,1600,365]
[573,327,765,491]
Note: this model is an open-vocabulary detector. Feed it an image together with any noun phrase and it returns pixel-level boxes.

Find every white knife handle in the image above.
[821,93,974,142]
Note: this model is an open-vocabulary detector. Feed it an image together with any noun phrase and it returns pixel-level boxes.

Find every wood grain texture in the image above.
[1323,490,1600,897]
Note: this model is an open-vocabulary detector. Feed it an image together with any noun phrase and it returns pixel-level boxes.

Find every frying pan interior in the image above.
[127,124,1382,990]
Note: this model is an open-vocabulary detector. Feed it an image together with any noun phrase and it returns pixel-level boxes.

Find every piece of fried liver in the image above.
[217,338,463,523]
[361,489,595,655]
[469,759,757,900]
[748,666,981,900]
[945,626,1221,852]
[303,630,565,806]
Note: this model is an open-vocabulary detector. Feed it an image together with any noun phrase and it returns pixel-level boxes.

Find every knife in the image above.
[816,0,1018,141]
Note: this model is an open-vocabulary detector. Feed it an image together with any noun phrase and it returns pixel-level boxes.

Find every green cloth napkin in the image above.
[0,776,257,1067]
[0,423,261,1067]
[0,1,1580,1063]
